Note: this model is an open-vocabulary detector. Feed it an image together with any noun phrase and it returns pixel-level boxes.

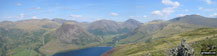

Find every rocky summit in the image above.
[170,39,194,56]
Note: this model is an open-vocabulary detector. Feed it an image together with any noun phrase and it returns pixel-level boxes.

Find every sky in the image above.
[0,0,217,22]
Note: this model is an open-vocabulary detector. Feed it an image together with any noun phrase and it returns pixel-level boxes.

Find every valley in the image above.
[0,15,217,56]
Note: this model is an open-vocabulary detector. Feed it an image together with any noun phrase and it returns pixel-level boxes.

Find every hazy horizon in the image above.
[0,0,217,22]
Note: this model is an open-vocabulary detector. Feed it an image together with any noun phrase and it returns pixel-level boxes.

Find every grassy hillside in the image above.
[0,19,102,56]
[0,28,46,56]
[118,21,168,43]
[39,22,102,55]
[115,15,217,45]
[0,19,63,56]
[0,15,217,56]
[108,28,217,56]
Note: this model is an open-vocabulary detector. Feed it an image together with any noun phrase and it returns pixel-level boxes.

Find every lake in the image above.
[53,47,113,56]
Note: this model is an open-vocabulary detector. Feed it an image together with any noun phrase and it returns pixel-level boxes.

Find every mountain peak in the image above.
[125,19,142,24]
[88,19,121,35]
[169,14,217,27]
[52,18,77,24]
[183,14,204,18]
[122,19,143,31]
[57,22,98,44]
[169,14,205,22]
[125,19,138,23]
[94,19,115,23]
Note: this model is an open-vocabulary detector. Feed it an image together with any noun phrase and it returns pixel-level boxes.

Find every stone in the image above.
[169,39,195,56]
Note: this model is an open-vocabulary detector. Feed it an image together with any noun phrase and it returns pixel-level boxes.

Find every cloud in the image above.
[16,3,22,6]
[19,13,24,19]
[110,12,119,16]
[129,16,141,19]
[143,15,147,18]
[184,9,189,12]
[151,0,180,19]
[152,10,162,15]
[6,16,12,18]
[70,14,82,18]
[30,7,41,10]
[129,16,134,18]
[162,0,180,8]
[32,16,38,19]
[35,7,41,10]
[198,7,203,10]
[205,0,212,4]
[209,13,217,17]
[198,7,217,12]
[162,7,175,16]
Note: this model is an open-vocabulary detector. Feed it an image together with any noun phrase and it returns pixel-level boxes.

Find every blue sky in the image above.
[0,0,217,22]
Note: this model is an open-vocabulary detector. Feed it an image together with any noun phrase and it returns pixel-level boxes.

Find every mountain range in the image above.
[0,14,217,56]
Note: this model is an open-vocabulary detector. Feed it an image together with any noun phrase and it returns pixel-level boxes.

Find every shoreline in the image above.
[53,46,113,56]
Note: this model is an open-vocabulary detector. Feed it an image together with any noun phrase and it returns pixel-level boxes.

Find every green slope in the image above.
[115,15,217,45]
[107,28,217,56]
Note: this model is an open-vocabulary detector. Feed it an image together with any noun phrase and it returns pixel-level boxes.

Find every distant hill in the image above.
[56,22,100,44]
[114,15,217,44]
[87,19,142,36]
[0,15,217,56]
[52,18,77,24]
[121,19,143,32]
[0,19,60,31]
[170,15,217,27]
[39,22,101,55]
[118,20,168,43]
[87,19,122,36]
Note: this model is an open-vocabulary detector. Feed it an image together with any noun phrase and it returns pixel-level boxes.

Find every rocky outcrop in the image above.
[170,39,194,56]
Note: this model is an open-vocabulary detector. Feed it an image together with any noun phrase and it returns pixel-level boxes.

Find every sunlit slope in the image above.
[0,28,47,56]
[118,21,168,43]
[117,15,217,44]
[107,28,217,56]
[0,19,61,56]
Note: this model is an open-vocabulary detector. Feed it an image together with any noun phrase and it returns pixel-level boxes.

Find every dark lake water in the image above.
[53,47,112,56]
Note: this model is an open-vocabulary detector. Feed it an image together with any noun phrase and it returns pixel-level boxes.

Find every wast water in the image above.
[53,47,112,56]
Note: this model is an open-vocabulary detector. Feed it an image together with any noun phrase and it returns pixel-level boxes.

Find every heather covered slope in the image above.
[104,28,217,56]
